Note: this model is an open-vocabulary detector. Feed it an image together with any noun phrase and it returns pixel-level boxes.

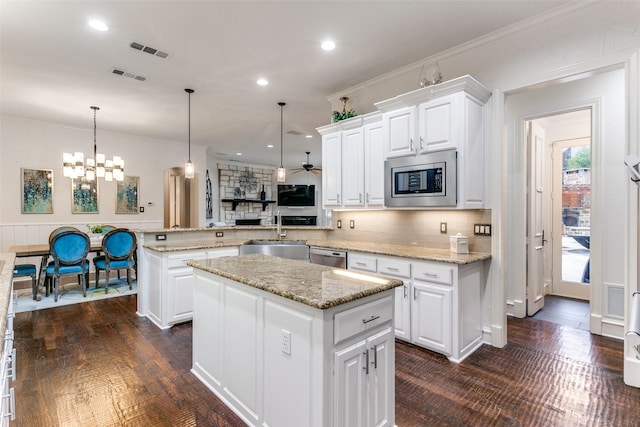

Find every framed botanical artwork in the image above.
[71,177,98,214]
[21,168,54,213]
[116,175,139,214]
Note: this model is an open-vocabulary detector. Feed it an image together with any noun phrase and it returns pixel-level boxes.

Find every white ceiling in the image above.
[1,1,569,169]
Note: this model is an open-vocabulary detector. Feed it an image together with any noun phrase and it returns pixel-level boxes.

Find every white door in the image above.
[366,328,394,427]
[364,121,385,206]
[321,132,342,206]
[526,121,545,316]
[334,340,366,426]
[342,127,365,206]
[411,281,452,355]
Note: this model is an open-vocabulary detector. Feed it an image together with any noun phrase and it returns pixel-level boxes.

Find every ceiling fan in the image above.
[291,152,322,175]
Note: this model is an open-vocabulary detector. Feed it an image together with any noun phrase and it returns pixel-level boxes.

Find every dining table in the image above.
[9,241,104,299]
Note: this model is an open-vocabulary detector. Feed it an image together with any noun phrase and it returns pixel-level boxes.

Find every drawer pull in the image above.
[386,267,398,271]
[362,315,380,324]
[422,272,438,278]
[403,284,408,298]
[356,262,367,266]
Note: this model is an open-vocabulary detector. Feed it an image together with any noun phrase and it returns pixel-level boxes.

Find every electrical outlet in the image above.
[281,329,291,355]
[473,224,492,236]
[337,220,342,229]
[349,220,355,229]
[215,231,224,238]
[156,234,166,241]
[139,206,144,213]
[440,222,447,233]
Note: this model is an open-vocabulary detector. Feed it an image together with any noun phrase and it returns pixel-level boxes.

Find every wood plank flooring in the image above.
[12,295,640,426]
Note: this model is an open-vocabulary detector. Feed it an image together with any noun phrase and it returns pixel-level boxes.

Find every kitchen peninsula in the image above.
[189,254,402,427]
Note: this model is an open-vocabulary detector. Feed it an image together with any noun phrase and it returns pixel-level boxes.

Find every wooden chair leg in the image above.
[54,275,60,302]
[127,267,132,290]
[95,268,100,289]
[105,268,110,294]
[81,272,87,298]
[31,273,37,300]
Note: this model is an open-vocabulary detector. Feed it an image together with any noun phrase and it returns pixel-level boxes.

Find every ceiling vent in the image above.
[112,68,147,82]
[129,41,171,59]
[286,130,304,136]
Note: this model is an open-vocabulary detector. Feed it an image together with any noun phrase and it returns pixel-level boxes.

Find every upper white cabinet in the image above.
[319,112,385,209]
[376,75,491,209]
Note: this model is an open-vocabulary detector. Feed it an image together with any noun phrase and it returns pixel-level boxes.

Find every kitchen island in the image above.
[189,254,403,427]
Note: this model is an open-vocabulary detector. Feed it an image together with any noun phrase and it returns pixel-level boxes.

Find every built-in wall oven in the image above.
[384,148,457,208]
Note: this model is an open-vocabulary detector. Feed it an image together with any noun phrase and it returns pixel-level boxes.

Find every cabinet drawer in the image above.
[377,258,411,278]
[334,296,392,345]
[348,253,377,272]
[167,252,206,269]
[413,262,453,285]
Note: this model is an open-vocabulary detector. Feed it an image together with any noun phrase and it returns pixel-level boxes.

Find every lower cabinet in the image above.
[1,288,16,425]
[349,251,485,363]
[192,269,395,427]
[335,327,394,427]
[144,247,239,329]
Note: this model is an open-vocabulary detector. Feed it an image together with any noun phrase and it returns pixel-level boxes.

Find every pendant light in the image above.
[184,88,195,179]
[277,101,286,182]
[63,106,124,181]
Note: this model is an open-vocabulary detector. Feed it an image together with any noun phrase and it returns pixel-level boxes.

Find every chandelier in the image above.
[63,106,124,181]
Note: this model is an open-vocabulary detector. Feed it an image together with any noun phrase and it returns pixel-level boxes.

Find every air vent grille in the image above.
[112,68,147,82]
[129,41,171,59]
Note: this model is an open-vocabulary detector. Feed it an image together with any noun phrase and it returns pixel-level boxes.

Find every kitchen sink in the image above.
[239,240,310,260]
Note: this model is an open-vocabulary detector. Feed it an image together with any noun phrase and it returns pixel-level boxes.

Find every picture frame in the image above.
[71,177,98,214]
[21,168,54,214]
[116,175,139,214]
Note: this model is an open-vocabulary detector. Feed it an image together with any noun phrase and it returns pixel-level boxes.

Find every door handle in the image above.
[542,229,548,246]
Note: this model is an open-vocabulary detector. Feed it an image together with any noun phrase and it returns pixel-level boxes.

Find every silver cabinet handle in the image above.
[366,193,370,203]
[362,315,380,324]
[363,350,370,375]
[386,267,398,271]
[403,284,408,298]
[371,345,378,369]
[413,288,418,300]
[410,138,415,152]
[422,272,438,278]
[419,136,424,151]
[356,262,367,266]
[337,194,340,204]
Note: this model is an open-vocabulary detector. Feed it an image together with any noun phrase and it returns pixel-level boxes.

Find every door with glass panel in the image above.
[552,138,591,300]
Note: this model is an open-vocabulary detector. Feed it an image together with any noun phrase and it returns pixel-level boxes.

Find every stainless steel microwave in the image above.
[384,149,457,207]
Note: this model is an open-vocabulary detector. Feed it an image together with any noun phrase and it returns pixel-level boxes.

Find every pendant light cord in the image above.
[279,101,285,167]
[91,106,99,160]
[185,88,194,162]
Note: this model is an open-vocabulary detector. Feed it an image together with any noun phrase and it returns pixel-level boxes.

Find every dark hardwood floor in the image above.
[532,294,590,330]
[12,295,640,426]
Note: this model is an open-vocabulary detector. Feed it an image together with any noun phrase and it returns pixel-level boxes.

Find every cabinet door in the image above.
[167,266,198,324]
[383,107,416,158]
[322,132,342,206]
[342,127,365,206]
[411,281,452,355]
[366,328,394,427]
[417,94,459,153]
[393,282,411,341]
[335,340,367,427]
[364,121,385,206]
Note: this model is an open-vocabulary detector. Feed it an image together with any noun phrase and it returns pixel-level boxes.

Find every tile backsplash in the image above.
[330,209,492,253]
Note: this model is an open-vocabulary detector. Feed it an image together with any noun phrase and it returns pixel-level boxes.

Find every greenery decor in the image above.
[332,96,357,123]
[86,224,104,234]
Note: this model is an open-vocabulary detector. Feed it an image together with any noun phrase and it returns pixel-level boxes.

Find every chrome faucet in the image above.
[276,211,286,240]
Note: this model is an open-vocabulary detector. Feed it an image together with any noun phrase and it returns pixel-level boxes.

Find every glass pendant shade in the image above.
[185,160,195,179]
[277,166,286,182]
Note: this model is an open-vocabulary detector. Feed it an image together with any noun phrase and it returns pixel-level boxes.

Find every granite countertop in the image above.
[135,225,332,233]
[0,253,16,350]
[306,239,491,265]
[188,254,403,309]
[144,237,491,264]
[144,239,247,253]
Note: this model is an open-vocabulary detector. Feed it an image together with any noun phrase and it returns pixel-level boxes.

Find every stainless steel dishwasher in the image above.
[309,247,347,268]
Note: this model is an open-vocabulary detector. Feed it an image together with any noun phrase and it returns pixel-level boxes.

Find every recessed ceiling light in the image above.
[257,78,268,86]
[305,135,313,139]
[321,40,335,51]
[89,19,108,32]
[236,152,242,156]
[267,144,274,148]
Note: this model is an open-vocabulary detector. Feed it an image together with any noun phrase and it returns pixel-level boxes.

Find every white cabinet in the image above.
[143,247,239,329]
[192,269,395,427]
[334,327,394,427]
[342,127,365,206]
[376,75,491,209]
[318,112,385,209]
[1,289,15,425]
[348,251,485,362]
[383,106,417,158]
[322,131,342,206]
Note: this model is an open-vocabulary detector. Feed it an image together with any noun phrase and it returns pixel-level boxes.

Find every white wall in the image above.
[0,115,206,249]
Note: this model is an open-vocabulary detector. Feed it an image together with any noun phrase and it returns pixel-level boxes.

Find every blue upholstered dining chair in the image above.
[43,226,80,297]
[45,230,90,302]
[13,264,38,300]
[93,228,136,294]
